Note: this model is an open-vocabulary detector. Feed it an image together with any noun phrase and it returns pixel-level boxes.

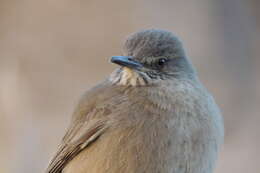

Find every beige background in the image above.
[0,0,259,172]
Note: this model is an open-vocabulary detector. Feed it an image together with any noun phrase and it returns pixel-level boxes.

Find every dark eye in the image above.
[158,58,167,66]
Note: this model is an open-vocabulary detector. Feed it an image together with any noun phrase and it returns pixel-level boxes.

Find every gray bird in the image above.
[46,29,224,173]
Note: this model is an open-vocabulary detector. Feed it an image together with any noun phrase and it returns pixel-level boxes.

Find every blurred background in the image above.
[0,0,259,172]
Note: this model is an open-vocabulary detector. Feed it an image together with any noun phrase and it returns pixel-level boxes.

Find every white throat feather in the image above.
[109,68,147,86]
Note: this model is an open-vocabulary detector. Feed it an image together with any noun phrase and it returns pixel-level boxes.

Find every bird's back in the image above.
[48,79,223,173]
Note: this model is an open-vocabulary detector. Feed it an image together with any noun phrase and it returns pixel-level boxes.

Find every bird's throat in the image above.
[110,67,147,86]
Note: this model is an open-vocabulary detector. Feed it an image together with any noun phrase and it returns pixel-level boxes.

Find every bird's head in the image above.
[110,29,196,86]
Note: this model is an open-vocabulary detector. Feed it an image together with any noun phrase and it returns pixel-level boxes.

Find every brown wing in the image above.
[46,121,108,173]
[45,80,113,173]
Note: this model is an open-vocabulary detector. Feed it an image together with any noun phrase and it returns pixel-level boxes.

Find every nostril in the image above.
[127,57,134,61]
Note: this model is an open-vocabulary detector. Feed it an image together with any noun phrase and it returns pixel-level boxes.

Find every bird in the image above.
[46,29,224,173]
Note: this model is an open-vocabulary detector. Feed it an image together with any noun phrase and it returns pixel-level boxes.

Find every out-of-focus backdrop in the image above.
[0,0,259,172]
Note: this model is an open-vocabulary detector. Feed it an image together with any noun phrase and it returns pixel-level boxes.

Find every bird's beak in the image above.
[111,56,143,69]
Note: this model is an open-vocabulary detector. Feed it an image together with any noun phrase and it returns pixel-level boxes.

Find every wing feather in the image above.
[46,81,113,173]
[46,122,108,173]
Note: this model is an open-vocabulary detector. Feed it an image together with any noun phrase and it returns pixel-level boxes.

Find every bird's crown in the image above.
[123,29,185,61]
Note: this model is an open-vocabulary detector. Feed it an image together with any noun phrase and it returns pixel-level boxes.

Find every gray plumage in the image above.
[46,29,224,173]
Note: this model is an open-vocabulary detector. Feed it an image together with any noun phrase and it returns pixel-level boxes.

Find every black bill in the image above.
[111,56,143,69]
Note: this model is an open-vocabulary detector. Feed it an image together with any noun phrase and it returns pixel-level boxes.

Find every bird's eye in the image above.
[158,58,167,66]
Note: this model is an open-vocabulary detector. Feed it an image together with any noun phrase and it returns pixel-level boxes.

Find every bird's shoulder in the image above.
[62,79,126,141]
[46,79,125,173]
